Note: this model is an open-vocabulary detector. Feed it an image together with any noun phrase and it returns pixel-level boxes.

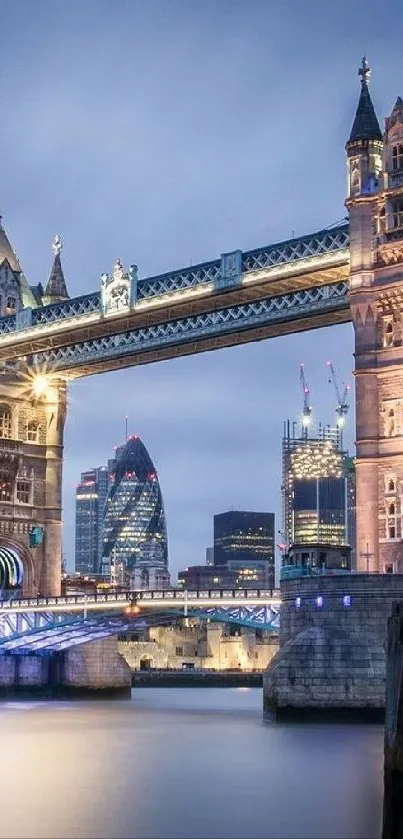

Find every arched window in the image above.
[387,408,396,437]
[0,404,12,439]
[392,144,403,171]
[26,421,39,443]
[389,502,396,516]
[388,478,396,493]
[385,320,394,347]
[6,296,16,314]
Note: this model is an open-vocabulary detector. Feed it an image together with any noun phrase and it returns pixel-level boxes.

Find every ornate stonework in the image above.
[101,259,132,315]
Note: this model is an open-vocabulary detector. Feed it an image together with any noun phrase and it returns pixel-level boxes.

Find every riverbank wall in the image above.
[132,669,263,687]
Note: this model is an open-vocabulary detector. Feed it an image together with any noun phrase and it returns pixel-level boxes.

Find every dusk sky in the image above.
[1,0,402,580]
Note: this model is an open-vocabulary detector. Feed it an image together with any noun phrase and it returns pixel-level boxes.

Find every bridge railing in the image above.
[0,588,279,612]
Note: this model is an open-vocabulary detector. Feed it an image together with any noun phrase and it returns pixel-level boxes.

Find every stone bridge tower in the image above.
[347,59,403,572]
[0,222,68,596]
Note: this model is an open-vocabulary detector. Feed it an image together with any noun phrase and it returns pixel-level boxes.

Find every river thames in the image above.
[0,688,383,838]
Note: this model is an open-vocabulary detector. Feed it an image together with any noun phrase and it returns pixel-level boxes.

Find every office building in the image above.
[177,561,274,590]
[75,466,109,575]
[213,510,275,588]
[282,421,356,561]
[102,434,169,588]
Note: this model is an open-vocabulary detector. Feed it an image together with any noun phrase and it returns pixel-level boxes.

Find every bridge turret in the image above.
[345,57,383,200]
[347,60,403,574]
[43,235,69,304]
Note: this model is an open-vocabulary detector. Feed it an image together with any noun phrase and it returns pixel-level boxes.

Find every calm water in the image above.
[0,688,383,839]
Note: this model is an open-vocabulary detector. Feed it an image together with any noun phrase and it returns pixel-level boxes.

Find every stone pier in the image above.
[263,574,403,718]
[0,636,132,699]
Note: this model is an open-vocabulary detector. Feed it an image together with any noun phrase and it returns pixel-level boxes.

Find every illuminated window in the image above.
[0,404,12,439]
[392,144,403,172]
[384,320,394,348]
[16,480,30,504]
[26,421,39,443]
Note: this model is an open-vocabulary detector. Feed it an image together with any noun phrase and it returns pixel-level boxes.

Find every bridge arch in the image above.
[0,537,35,597]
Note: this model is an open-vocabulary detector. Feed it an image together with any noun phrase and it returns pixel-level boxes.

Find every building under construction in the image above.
[281,364,356,568]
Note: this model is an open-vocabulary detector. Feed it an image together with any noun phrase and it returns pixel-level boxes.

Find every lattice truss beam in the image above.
[0,605,280,652]
[32,280,349,373]
[0,224,348,340]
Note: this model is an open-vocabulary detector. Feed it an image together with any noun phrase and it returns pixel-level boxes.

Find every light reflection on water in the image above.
[0,688,383,839]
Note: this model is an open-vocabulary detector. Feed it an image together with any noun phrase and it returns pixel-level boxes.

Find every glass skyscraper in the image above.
[75,466,109,575]
[102,435,169,588]
[282,421,356,562]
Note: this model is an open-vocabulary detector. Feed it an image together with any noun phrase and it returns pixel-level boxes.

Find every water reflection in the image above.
[0,688,383,839]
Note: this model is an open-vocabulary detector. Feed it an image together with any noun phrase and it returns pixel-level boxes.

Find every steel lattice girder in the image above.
[0,223,349,337]
[31,280,349,373]
[0,606,280,652]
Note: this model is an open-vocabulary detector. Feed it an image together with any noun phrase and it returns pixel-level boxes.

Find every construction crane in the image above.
[299,363,312,436]
[326,361,350,449]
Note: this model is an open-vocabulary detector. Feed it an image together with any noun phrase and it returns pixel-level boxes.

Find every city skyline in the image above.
[1,1,400,578]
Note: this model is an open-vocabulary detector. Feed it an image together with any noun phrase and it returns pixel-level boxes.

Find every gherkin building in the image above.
[102,435,168,586]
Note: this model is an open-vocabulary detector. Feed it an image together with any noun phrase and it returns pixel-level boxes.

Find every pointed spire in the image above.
[392,96,403,113]
[348,57,382,144]
[0,211,24,274]
[44,235,69,301]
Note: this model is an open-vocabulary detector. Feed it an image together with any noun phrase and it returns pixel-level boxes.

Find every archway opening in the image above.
[0,545,24,595]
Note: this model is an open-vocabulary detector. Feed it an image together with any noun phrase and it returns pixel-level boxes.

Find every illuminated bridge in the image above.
[0,589,281,651]
[0,223,349,378]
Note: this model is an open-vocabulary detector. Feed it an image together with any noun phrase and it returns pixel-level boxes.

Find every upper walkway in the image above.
[0,223,349,376]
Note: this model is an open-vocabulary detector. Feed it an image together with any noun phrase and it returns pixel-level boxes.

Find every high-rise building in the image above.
[75,466,109,575]
[282,421,356,561]
[213,511,275,588]
[102,434,169,588]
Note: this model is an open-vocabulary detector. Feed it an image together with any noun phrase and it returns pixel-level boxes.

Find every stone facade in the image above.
[119,622,279,671]
[263,574,403,715]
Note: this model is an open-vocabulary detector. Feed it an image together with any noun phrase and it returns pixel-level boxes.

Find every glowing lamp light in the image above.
[316,596,323,608]
[32,374,49,398]
[343,595,351,607]
[295,596,301,608]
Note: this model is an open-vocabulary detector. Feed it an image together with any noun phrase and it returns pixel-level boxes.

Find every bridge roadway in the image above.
[0,224,349,377]
[0,588,281,615]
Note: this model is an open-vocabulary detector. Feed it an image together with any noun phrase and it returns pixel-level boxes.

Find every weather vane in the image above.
[358,56,371,86]
[52,234,62,256]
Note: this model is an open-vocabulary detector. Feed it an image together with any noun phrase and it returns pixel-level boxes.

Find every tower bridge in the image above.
[0,59,401,601]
